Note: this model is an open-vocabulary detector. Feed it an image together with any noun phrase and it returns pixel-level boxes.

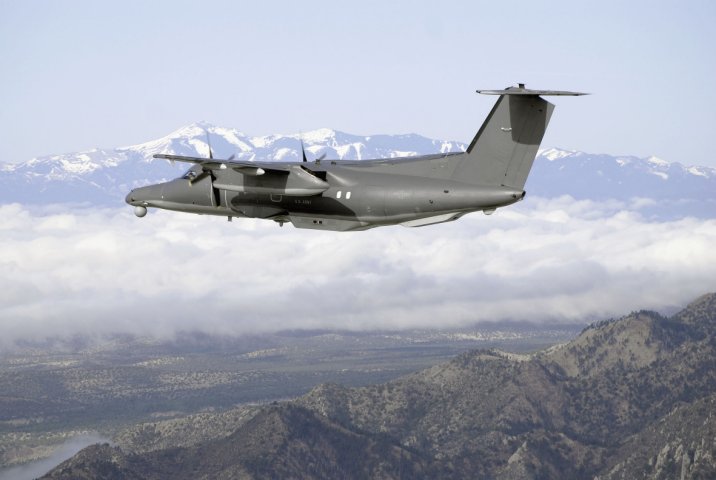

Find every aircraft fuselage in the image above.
[126,153,524,231]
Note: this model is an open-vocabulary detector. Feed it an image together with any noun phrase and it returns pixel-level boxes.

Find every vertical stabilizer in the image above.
[452,88,556,189]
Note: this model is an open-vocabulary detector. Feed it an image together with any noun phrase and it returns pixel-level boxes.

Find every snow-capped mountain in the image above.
[528,148,715,218]
[0,122,465,205]
[1,122,714,219]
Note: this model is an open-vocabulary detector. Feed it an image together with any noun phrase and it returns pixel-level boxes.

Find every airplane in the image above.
[125,84,585,231]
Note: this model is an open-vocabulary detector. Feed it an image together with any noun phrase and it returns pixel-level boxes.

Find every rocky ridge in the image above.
[42,293,716,479]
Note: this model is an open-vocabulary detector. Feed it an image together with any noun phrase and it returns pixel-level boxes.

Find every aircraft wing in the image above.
[154,153,330,195]
[153,154,289,176]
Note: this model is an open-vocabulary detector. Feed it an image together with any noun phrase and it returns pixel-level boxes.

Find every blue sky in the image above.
[1,0,715,166]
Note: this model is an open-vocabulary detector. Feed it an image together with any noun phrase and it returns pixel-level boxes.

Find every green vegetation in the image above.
[0,324,578,469]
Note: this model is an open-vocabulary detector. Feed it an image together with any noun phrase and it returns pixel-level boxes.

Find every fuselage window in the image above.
[346,192,352,199]
[337,191,342,199]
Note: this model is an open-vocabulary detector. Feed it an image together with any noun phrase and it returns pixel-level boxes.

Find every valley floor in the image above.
[0,324,578,472]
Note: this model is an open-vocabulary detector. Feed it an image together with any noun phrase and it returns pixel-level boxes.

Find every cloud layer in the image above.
[1,198,715,346]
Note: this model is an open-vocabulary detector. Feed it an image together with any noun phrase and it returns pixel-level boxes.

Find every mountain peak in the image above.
[647,155,670,167]
[192,120,216,129]
[164,122,217,140]
[538,147,579,161]
[672,292,716,327]
[300,128,337,143]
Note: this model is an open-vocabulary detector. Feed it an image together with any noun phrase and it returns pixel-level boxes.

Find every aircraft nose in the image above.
[125,184,162,206]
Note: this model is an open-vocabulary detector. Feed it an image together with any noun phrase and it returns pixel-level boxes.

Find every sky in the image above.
[1,1,715,346]
[1,0,715,167]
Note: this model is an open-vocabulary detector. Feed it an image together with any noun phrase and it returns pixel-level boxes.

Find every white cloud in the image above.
[1,198,715,346]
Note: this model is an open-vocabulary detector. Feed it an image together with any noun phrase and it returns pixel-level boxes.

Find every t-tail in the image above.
[453,84,587,190]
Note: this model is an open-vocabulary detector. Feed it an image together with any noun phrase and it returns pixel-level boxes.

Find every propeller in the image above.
[300,138,327,163]
[208,170,221,207]
[301,139,308,163]
[187,130,222,207]
[206,132,222,206]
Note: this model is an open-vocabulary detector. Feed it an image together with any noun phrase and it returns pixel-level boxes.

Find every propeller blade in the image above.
[206,131,214,160]
[300,139,308,163]
[227,153,236,161]
[316,152,327,162]
[210,171,221,207]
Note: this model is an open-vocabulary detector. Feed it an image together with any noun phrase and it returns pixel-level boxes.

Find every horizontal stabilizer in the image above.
[477,84,588,96]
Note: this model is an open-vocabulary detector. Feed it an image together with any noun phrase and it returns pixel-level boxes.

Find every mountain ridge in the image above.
[42,293,716,479]
[2,123,715,219]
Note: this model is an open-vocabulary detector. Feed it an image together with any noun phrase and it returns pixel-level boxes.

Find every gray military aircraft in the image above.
[126,85,585,231]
